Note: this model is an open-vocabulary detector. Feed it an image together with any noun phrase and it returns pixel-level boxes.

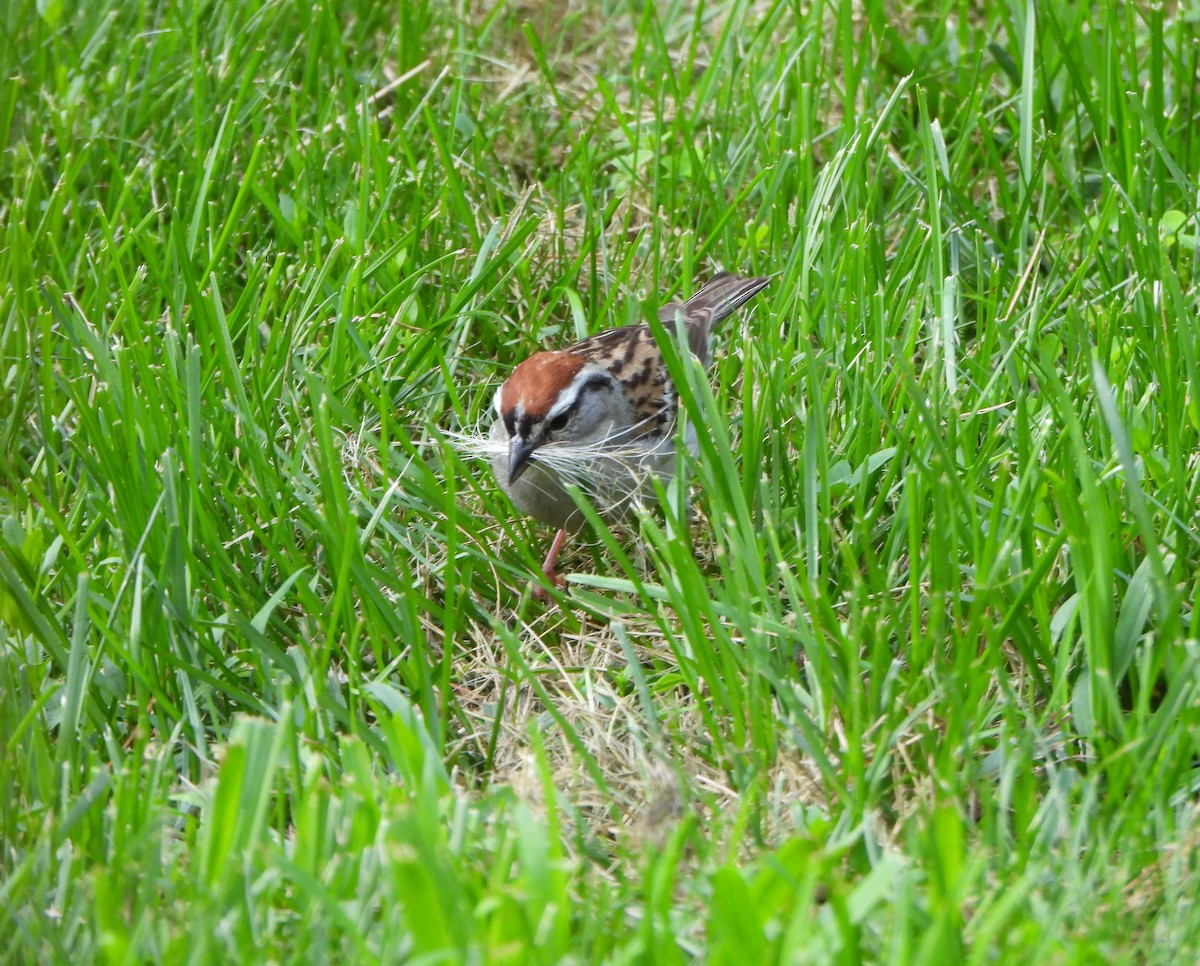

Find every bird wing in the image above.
[570,324,676,437]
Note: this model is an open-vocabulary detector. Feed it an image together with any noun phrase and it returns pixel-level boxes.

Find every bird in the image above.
[486,271,772,596]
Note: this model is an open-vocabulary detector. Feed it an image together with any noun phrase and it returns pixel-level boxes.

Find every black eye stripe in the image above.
[577,373,613,395]
[530,374,615,434]
[541,374,611,432]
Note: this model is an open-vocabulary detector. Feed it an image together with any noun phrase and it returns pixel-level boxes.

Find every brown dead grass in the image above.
[443,595,827,870]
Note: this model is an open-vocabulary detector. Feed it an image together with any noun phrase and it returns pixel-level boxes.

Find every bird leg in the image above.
[533,528,569,600]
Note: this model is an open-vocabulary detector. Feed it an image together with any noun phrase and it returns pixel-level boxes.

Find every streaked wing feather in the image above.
[565,272,770,437]
[569,324,675,438]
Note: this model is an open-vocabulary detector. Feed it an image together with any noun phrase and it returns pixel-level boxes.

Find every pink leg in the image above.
[533,528,569,600]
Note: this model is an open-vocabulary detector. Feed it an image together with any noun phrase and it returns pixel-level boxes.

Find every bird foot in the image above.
[532,572,566,602]
[531,528,569,601]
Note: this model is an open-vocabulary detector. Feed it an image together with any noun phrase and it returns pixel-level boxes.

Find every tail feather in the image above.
[659,271,772,362]
[686,272,772,323]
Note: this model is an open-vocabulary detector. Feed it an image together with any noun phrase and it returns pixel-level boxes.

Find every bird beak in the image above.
[508,437,536,484]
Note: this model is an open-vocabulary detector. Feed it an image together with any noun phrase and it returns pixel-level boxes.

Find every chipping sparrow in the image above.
[486,272,771,594]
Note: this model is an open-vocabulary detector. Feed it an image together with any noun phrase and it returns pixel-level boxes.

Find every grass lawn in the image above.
[3,0,1199,960]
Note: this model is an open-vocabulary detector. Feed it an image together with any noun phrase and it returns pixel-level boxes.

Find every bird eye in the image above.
[547,411,570,433]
